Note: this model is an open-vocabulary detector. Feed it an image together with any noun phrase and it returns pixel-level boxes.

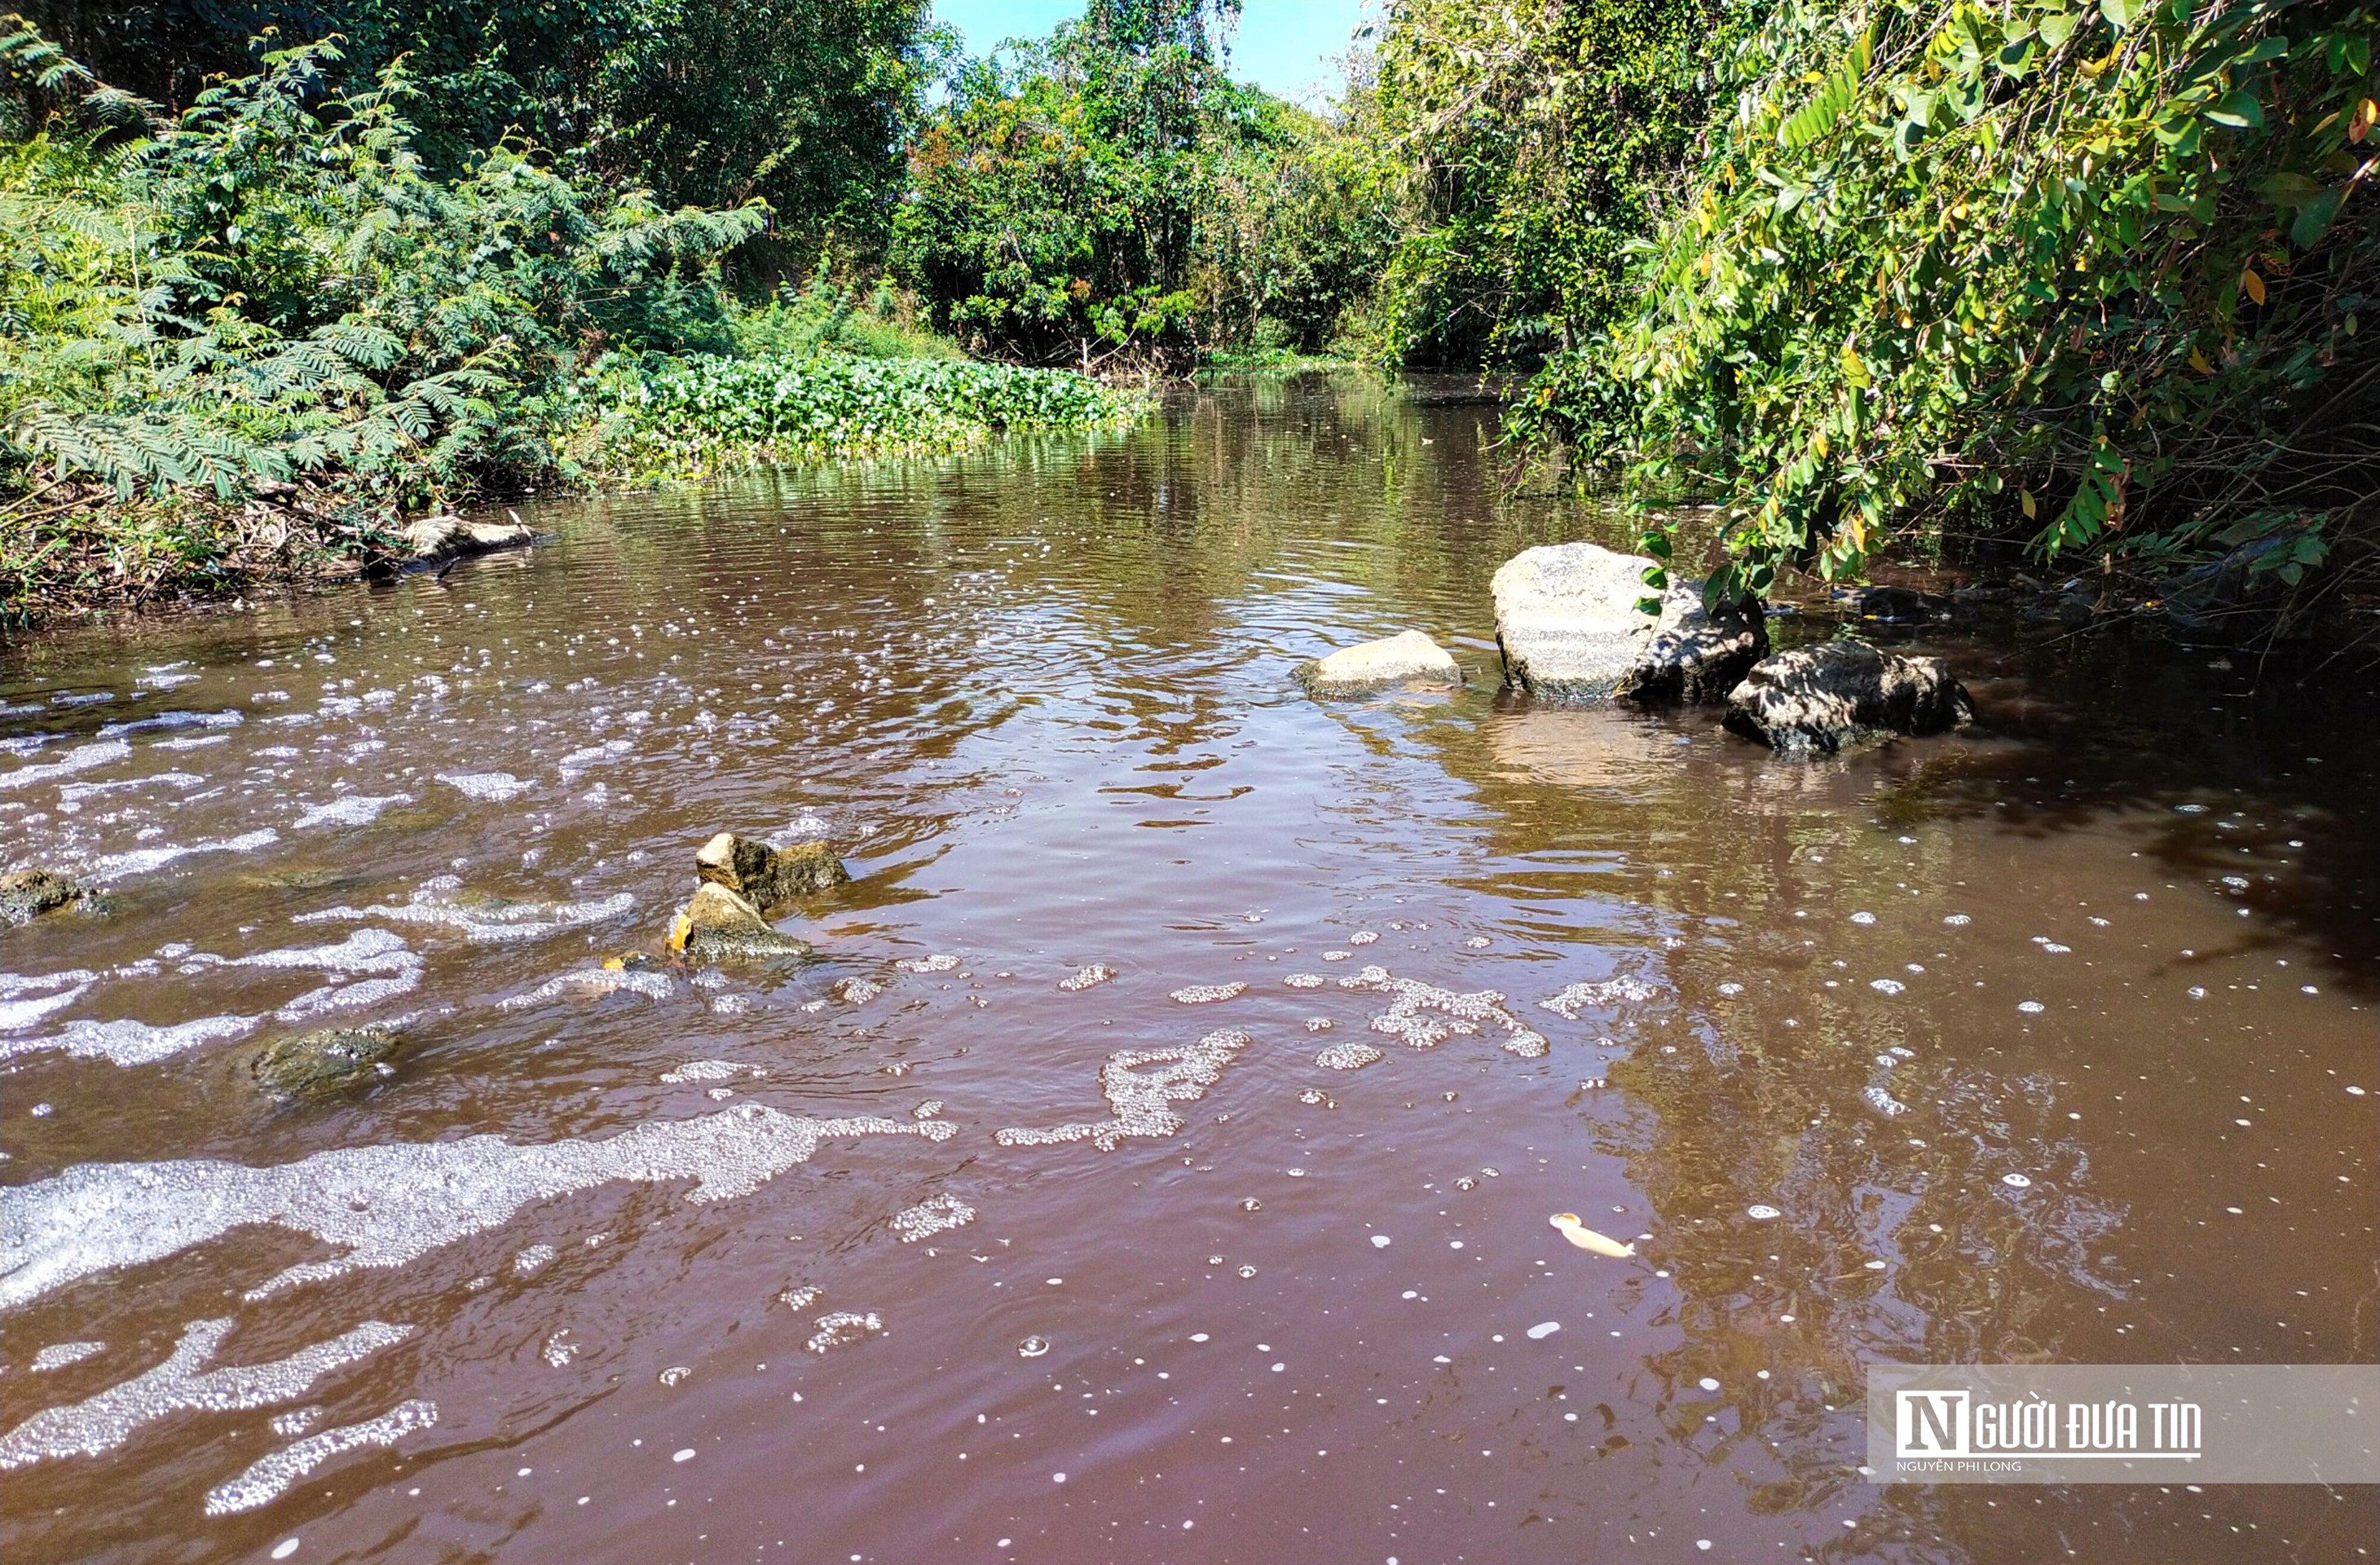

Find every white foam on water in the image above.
[805,1312,884,1352]
[0,1318,412,1470]
[1283,973,1324,990]
[295,878,634,945]
[1746,1205,1782,1221]
[1315,1041,1382,1071]
[204,1399,437,1516]
[1057,964,1115,993]
[1339,967,1540,1054]
[292,795,412,831]
[29,1341,105,1372]
[513,1244,557,1276]
[0,741,130,791]
[435,772,531,802]
[891,1193,976,1242]
[1538,973,1661,1020]
[500,967,677,1008]
[836,976,884,1005]
[659,1060,761,1083]
[1870,978,1906,995]
[1169,982,1246,1004]
[0,1106,959,1310]
[1349,932,1379,946]
[994,1029,1250,1151]
[86,827,280,882]
[0,972,99,1033]
[0,1013,260,1068]
[894,954,960,974]
[558,739,635,777]
[268,1407,321,1438]
[1863,1086,1911,1118]
[57,771,204,805]
[1526,1321,1560,1340]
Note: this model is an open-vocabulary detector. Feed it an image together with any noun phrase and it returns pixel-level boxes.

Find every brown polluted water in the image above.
[2,374,2373,1565]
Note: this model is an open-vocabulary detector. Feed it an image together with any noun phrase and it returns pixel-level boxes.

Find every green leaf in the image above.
[2204,90,2263,129]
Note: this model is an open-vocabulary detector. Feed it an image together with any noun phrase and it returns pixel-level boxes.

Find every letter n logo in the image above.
[1897,1390,1969,1457]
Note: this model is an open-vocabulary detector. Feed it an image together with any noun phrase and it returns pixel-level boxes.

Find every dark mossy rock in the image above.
[1,868,82,928]
[248,1027,399,1101]
[694,832,850,913]
[671,880,813,962]
[1723,641,1975,756]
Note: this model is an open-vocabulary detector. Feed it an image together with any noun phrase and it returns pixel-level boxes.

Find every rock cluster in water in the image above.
[668,831,849,959]
[398,513,534,562]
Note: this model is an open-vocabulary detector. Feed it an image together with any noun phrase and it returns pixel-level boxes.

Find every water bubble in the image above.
[272,1541,301,1559]
[1746,1205,1782,1221]
[2017,1000,2045,1014]
[1717,982,1743,996]
[658,1366,691,1386]
[1016,1336,1051,1360]
[672,1448,696,1463]
[1371,1235,1391,1248]
[1236,1265,1258,1279]
[1239,1198,1263,1213]
[1698,1377,1721,1391]
[2001,1173,2033,1189]
[1525,1321,1560,1340]
[1850,911,1877,925]
[1943,914,1971,926]
[1869,978,1905,994]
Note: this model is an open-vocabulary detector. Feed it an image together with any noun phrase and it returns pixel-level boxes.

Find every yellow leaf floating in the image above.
[1549,1212,1637,1259]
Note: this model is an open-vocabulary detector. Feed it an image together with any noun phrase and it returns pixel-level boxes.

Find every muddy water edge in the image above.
[2,373,2373,1565]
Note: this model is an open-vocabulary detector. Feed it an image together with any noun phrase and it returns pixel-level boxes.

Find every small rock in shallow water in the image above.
[0,868,81,928]
[694,832,850,913]
[1295,630,1461,695]
[670,882,811,961]
[246,1028,399,1102]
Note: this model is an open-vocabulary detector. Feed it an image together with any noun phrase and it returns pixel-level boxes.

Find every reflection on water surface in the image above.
[2,374,2373,1563]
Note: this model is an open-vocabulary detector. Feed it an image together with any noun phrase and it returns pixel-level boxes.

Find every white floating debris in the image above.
[1862,1086,1911,1118]
[1370,1235,1391,1249]
[894,954,960,974]
[1,1106,957,1310]
[1057,964,1115,992]
[1745,1205,1783,1221]
[1698,1377,1721,1391]
[891,1193,976,1243]
[1463,936,1490,949]
[835,976,884,1006]
[1849,911,1877,925]
[659,1059,764,1084]
[0,1013,260,1069]
[1349,932,1379,946]
[2001,1173,2033,1189]
[1548,1214,1634,1258]
[541,1333,578,1368]
[1314,1041,1382,1071]
[1539,972,1659,1020]
[501,966,676,1008]
[513,1244,557,1276]
[1168,982,1246,1004]
[1283,973,1324,990]
[1716,982,1743,996]
[1943,914,1971,926]
[1868,978,1905,995]
[2017,1000,2046,1014]
[1525,1321,1560,1340]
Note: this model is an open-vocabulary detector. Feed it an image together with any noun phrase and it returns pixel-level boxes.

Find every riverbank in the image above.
[1,355,1148,629]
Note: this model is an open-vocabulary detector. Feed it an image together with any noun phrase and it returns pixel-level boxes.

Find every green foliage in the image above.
[729,273,968,362]
[890,0,1395,365]
[1359,0,1765,366]
[566,352,1148,483]
[1523,0,2379,596]
[0,26,764,516]
[15,0,941,252]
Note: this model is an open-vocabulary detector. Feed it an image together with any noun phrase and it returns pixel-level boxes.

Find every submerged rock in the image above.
[695,832,849,912]
[1831,584,1948,622]
[1613,584,1769,705]
[1492,543,1762,702]
[670,881,812,961]
[1296,631,1461,695]
[0,868,81,928]
[1723,641,1974,756]
[399,514,533,561]
[247,1027,398,1101]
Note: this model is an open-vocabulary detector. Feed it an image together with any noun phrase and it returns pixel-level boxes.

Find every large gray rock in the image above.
[399,514,533,560]
[1297,631,1461,695]
[1492,543,1659,698]
[1493,542,1761,703]
[1723,641,1974,756]
[0,868,80,928]
[1614,584,1769,705]
[695,832,849,913]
